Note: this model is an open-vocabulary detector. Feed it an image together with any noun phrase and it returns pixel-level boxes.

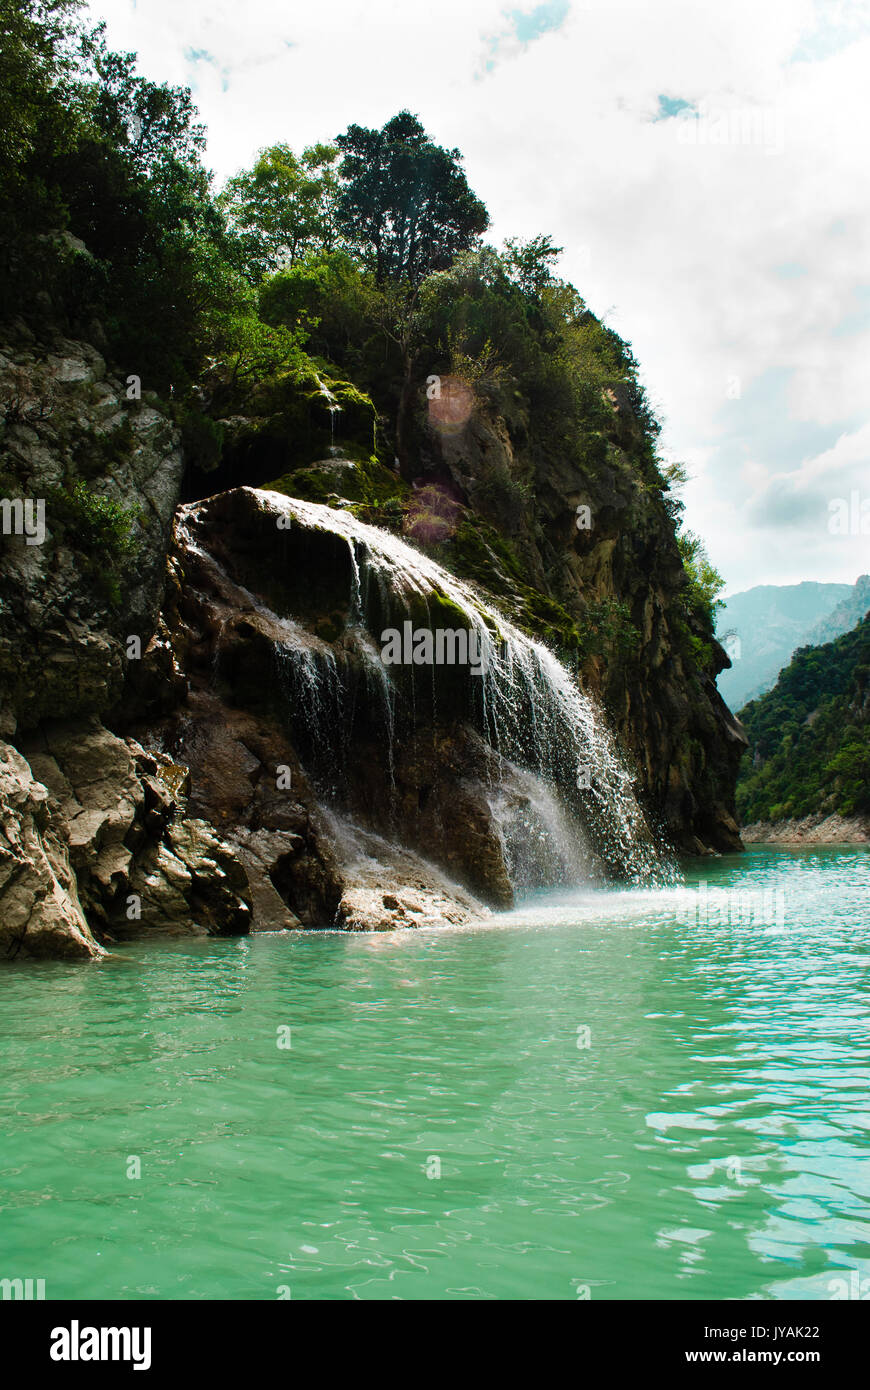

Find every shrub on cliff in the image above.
[47,479,138,606]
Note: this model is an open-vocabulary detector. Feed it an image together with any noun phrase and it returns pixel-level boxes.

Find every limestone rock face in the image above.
[0,338,257,959]
[0,336,183,729]
[0,740,102,960]
[414,393,746,854]
[118,489,520,924]
[1,719,252,959]
[334,824,489,931]
[128,818,252,938]
[118,487,660,928]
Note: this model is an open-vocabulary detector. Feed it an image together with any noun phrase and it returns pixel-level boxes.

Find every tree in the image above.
[259,248,373,364]
[47,42,232,388]
[334,111,489,286]
[218,142,340,283]
[0,0,86,174]
[86,45,207,180]
[503,234,562,299]
[678,530,725,620]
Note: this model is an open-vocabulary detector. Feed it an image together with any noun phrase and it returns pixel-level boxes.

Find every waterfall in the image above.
[487,764,599,892]
[263,492,672,887]
[315,374,343,456]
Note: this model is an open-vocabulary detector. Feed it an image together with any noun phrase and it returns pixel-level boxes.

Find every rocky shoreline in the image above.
[741,813,869,845]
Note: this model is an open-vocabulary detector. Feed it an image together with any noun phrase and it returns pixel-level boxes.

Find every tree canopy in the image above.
[334,111,489,286]
[218,142,340,283]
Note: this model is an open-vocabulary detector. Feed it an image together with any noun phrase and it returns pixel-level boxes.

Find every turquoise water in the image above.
[2,846,869,1301]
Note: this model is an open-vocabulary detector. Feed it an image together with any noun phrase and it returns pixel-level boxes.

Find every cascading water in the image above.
[316,374,343,457]
[487,764,598,891]
[264,492,674,888]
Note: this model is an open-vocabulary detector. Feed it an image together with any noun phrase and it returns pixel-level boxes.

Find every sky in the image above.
[87,0,870,597]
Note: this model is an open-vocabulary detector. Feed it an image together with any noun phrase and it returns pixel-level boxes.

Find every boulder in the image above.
[0,740,103,960]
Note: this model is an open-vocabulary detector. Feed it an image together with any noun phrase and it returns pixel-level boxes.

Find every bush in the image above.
[47,479,138,604]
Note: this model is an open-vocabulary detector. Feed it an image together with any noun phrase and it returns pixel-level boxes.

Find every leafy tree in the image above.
[678,530,725,621]
[503,234,563,300]
[218,143,340,283]
[86,44,207,179]
[334,111,489,286]
[0,0,86,178]
[0,0,97,284]
[259,248,374,366]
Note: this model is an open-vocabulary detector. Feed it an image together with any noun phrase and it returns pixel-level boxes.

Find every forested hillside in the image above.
[737,615,870,825]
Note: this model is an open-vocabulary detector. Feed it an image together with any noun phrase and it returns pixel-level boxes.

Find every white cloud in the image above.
[89,0,870,593]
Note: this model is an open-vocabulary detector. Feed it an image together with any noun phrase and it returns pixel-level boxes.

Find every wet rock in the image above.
[128,818,252,938]
[333,823,488,931]
[127,685,344,929]
[228,827,303,931]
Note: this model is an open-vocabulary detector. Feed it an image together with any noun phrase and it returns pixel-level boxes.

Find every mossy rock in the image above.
[270,460,366,504]
[269,453,407,509]
[251,362,377,462]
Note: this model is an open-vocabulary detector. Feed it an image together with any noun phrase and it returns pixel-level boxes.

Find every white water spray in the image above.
[261,492,672,885]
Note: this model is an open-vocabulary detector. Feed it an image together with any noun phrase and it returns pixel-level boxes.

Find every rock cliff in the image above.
[1,326,745,962]
[409,386,746,856]
[0,333,250,958]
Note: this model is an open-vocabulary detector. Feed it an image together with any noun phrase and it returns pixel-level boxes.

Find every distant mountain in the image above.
[804,574,870,647]
[716,581,852,710]
[736,614,870,824]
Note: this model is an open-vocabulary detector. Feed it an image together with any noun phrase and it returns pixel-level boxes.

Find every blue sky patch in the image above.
[508,1,570,44]
[184,47,216,66]
[654,94,695,121]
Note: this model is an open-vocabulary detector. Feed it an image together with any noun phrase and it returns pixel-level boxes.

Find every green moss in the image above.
[270,464,361,503]
[271,453,408,510]
[440,511,526,589]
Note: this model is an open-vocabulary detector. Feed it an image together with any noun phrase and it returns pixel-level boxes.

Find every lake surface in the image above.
[2,846,869,1301]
